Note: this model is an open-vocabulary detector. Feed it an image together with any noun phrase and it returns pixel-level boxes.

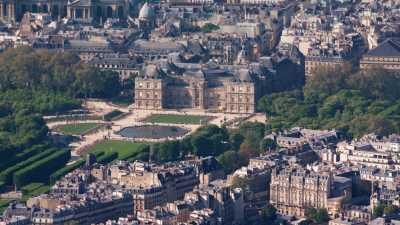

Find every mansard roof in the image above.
[365,39,400,57]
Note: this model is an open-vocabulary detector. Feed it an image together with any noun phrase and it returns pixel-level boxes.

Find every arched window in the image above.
[106,6,113,18]
[96,6,102,19]
[52,5,59,18]
[42,4,48,13]
[32,4,38,13]
[117,6,124,19]
[21,4,28,14]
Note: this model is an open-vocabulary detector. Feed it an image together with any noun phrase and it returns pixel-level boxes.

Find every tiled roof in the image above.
[365,39,400,57]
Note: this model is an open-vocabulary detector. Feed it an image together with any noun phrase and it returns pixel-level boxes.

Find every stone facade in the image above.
[304,55,350,78]
[269,168,331,217]
[133,64,257,114]
[360,39,400,71]
[0,0,131,23]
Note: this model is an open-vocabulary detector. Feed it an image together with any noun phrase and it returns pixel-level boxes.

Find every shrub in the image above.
[13,149,70,188]
[97,152,118,164]
[49,159,85,184]
[0,147,56,184]
[103,110,123,121]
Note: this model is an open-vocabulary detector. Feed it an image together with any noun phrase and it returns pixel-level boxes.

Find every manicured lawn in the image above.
[56,123,100,135]
[144,114,213,125]
[0,182,50,213]
[87,140,149,161]
[109,97,132,107]
[20,183,50,202]
[0,199,12,213]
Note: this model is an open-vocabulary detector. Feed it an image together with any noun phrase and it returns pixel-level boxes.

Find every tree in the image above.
[230,176,249,191]
[261,204,277,224]
[314,208,329,224]
[229,132,244,151]
[257,66,400,138]
[383,205,399,218]
[305,208,329,224]
[191,134,212,157]
[155,141,180,162]
[260,138,277,152]
[217,150,245,174]
[201,23,219,33]
[239,137,259,159]
[373,203,385,218]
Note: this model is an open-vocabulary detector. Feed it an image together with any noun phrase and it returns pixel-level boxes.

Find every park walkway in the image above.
[48,100,251,157]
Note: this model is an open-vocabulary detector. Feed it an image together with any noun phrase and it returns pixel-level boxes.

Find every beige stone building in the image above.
[109,161,198,215]
[304,55,350,78]
[0,0,131,23]
[134,63,260,114]
[360,39,400,71]
[269,168,332,217]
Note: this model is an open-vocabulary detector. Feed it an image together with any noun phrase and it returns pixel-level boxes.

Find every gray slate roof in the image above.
[365,39,400,57]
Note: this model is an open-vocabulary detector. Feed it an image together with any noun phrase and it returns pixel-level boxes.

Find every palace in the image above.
[133,61,268,114]
[0,0,132,23]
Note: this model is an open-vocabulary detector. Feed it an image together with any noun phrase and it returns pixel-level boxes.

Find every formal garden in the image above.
[54,123,102,135]
[86,140,150,163]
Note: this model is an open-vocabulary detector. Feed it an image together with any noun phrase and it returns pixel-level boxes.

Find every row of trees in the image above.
[13,149,70,188]
[373,203,400,218]
[258,67,400,138]
[0,47,124,189]
[141,122,274,174]
[0,47,121,99]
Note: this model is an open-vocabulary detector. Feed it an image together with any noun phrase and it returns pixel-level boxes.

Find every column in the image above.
[8,3,13,21]
[112,5,116,18]
[0,4,3,18]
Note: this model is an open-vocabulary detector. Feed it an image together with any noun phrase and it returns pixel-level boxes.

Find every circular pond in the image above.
[117,125,189,139]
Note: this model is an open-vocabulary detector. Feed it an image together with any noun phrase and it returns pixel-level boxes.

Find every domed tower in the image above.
[136,2,155,31]
[236,43,250,65]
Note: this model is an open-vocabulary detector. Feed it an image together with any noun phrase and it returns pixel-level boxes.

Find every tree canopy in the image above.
[0,47,123,187]
[258,67,400,138]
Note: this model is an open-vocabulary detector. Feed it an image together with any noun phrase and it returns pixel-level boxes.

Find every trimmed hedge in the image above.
[0,144,47,171]
[93,151,105,158]
[120,145,150,161]
[97,152,118,164]
[0,181,5,192]
[103,110,123,121]
[13,149,70,188]
[0,147,57,184]
[49,159,85,184]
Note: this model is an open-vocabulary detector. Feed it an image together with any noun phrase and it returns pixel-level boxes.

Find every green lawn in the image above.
[20,183,50,202]
[0,182,50,213]
[87,140,149,161]
[0,199,12,213]
[109,98,132,107]
[56,123,100,135]
[144,114,212,125]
